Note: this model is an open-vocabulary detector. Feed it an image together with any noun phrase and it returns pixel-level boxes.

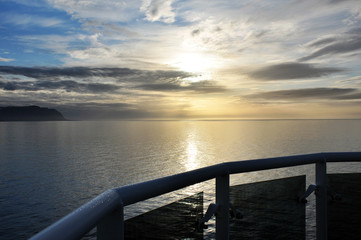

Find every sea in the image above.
[0,120,360,239]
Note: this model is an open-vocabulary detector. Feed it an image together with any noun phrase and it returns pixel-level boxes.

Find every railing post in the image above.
[316,159,327,240]
[216,174,230,240]
[97,203,124,240]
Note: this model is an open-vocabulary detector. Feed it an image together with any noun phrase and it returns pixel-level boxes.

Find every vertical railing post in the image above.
[316,159,327,240]
[97,203,124,240]
[216,174,230,240]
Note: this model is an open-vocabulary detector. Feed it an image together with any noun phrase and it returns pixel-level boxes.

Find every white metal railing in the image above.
[30,152,361,240]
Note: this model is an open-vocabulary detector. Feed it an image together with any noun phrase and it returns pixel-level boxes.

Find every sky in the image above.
[0,0,361,120]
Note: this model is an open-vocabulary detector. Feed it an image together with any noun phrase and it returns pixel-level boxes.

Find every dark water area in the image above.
[0,120,360,239]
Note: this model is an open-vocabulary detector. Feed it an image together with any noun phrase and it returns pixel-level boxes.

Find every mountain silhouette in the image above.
[0,106,67,121]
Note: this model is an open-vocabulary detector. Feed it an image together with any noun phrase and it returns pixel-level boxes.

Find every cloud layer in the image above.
[246,88,361,101]
[300,28,361,61]
[0,80,121,93]
[248,63,344,80]
[0,66,227,94]
[0,66,192,82]
[1,0,361,119]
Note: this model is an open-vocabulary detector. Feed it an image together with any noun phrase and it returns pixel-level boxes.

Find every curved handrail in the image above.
[30,152,361,240]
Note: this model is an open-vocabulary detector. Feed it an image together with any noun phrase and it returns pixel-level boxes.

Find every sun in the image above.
[170,52,217,73]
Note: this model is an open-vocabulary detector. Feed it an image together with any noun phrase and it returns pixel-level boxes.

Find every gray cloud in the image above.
[328,0,358,4]
[80,19,138,37]
[300,27,361,61]
[191,29,201,36]
[300,37,361,61]
[120,69,193,83]
[308,37,337,48]
[0,66,134,79]
[136,80,227,93]
[0,66,193,82]
[188,80,228,93]
[248,62,343,80]
[347,27,361,35]
[0,66,227,94]
[140,0,175,23]
[137,83,182,91]
[0,80,121,93]
[246,88,361,101]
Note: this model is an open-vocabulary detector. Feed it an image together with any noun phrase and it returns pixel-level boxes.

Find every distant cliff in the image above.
[0,106,67,121]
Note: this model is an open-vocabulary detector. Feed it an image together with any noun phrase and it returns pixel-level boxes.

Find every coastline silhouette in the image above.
[0,105,67,121]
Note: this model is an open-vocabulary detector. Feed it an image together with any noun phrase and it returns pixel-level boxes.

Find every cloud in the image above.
[328,0,359,4]
[5,0,45,7]
[0,66,193,82]
[80,19,138,37]
[246,88,361,101]
[0,57,14,62]
[300,27,361,61]
[3,14,64,27]
[339,75,361,87]
[0,66,227,94]
[0,66,130,79]
[0,80,121,93]
[136,80,227,93]
[46,0,141,23]
[140,0,175,23]
[347,27,361,35]
[0,65,228,95]
[300,37,361,61]
[308,37,337,47]
[248,63,343,80]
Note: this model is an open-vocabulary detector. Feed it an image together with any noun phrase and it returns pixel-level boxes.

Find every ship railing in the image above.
[30,152,361,240]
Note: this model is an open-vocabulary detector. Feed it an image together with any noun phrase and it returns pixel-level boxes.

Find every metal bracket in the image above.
[196,202,243,230]
[229,203,243,219]
[327,185,342,201]
[298,184,317,203]
[196,203,219,230]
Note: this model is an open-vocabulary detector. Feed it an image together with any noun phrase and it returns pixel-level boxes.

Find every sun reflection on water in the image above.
[184,132,200,171]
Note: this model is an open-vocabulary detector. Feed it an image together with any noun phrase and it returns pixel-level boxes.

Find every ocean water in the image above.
[0,120,360,239]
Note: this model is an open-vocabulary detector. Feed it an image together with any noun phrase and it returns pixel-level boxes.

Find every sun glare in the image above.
[185,134,199,171]
[170,53,216,73]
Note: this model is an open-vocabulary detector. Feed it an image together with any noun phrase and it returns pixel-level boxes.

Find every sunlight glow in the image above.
[184,132,199,171]
[170,52,217,73]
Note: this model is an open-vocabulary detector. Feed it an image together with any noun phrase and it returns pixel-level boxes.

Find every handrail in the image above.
[30,152,361,240]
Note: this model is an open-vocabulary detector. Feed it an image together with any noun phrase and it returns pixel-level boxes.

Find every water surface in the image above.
[0,120,360,239]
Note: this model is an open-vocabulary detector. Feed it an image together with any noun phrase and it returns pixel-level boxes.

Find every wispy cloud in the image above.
[79,19,139,37]
[0,80,121,93]
[307,37,338,48]
[328,0,360,5]
[1,68,229,97]
[0,66,228,94]
[136,80,227,93]
[0,66,193,82]
[339,75,361,87]
[0,57,14,62]
[46,0,142,22]
[0,66,142,79]
[246,88,361,101]
[300,27,361,61]
[248,63,344,80]
[3,14,64,27]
